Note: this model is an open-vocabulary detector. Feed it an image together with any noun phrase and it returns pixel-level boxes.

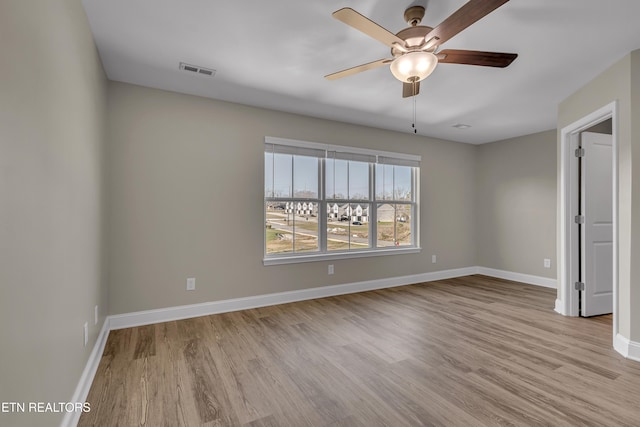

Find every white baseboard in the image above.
[110,266,478,330]
[554,298,566,315]
[60,317,110,427]
[614,333,640,362]
[109,266,556,330]
[475,267,557,289]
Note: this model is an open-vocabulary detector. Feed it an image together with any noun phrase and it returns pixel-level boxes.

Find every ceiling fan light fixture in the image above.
[390,51,437,83]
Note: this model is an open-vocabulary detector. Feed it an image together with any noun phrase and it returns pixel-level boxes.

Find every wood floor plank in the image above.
[79,275,640,426]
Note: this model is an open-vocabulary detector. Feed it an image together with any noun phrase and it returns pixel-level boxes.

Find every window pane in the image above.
[375,164,394,200]
[327,205,350,251]
[265,202,293,254]
[349,161,369,200]
[327,203,370,251]
[376,203,396,247]
[273,153,292,198]
[375,164,413,201]
[326,159,334,199]
[377,203,412,247]
[349,203,370,249]
[265,152,274,197]
[266,202,319,254]
[326,203,370,250]
[293,156,318,199]
[396,204,412,246]
[326,158,348,199]
[293,202,319,252]
[394,166,412,201]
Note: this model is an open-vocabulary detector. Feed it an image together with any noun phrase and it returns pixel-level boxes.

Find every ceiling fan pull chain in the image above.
[412,83,417,134]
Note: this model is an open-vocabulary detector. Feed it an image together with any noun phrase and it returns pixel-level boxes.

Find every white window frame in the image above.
[264,136,421,265]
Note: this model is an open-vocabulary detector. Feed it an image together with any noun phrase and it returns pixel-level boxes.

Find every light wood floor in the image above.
[79,275,640,426]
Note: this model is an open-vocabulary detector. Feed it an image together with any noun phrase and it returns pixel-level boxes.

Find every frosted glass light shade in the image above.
[390,51,438,83]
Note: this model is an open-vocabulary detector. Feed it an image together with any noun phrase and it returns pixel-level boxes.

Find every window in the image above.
[265,137,420,264]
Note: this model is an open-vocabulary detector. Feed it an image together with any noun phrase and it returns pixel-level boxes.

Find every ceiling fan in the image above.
[325,0,518,98]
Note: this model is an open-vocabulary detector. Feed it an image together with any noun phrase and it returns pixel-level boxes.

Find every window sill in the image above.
[263,247,421,266]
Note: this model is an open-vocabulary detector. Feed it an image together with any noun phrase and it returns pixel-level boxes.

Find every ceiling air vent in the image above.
[179,62,216,77]
[452,123,471,130]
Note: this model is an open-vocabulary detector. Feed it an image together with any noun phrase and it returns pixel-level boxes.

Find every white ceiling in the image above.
[82,0,640,144]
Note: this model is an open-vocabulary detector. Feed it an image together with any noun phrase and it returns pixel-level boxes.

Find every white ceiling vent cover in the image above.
[452,123,472,130]
[179,62,216,77]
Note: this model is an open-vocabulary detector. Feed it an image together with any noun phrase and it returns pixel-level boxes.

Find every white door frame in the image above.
[557,101,618,335]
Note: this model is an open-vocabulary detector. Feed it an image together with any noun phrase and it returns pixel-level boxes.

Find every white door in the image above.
[580,132,613,317]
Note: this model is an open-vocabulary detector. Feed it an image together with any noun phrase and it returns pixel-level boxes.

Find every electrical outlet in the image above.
[432,254,437,264]
[544,259,551,269]
[328,264,334,275]
[186,277,196,291]
[83,322,88,347]
[94,305,98,325]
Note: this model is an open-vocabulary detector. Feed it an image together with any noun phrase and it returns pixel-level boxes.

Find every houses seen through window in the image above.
[265,137,420,263]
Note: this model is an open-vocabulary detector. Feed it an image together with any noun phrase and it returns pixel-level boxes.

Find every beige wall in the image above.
[106,82,478,314]
[558,52,636,340]
[476,130,557,278]
[0,1,108,426]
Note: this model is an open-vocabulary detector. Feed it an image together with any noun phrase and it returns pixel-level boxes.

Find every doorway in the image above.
[557,102,618,339]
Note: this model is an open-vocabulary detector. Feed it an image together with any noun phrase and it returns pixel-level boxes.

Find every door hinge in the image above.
[574,281,585,291]
[575,147,585,157]
[575,215,585,224]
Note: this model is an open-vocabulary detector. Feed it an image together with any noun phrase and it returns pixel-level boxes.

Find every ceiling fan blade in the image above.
[325,58,392,80]
[424,0,510,47]
[333,8,406,48]
[402,81,420,98]
[437,49,517,67]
